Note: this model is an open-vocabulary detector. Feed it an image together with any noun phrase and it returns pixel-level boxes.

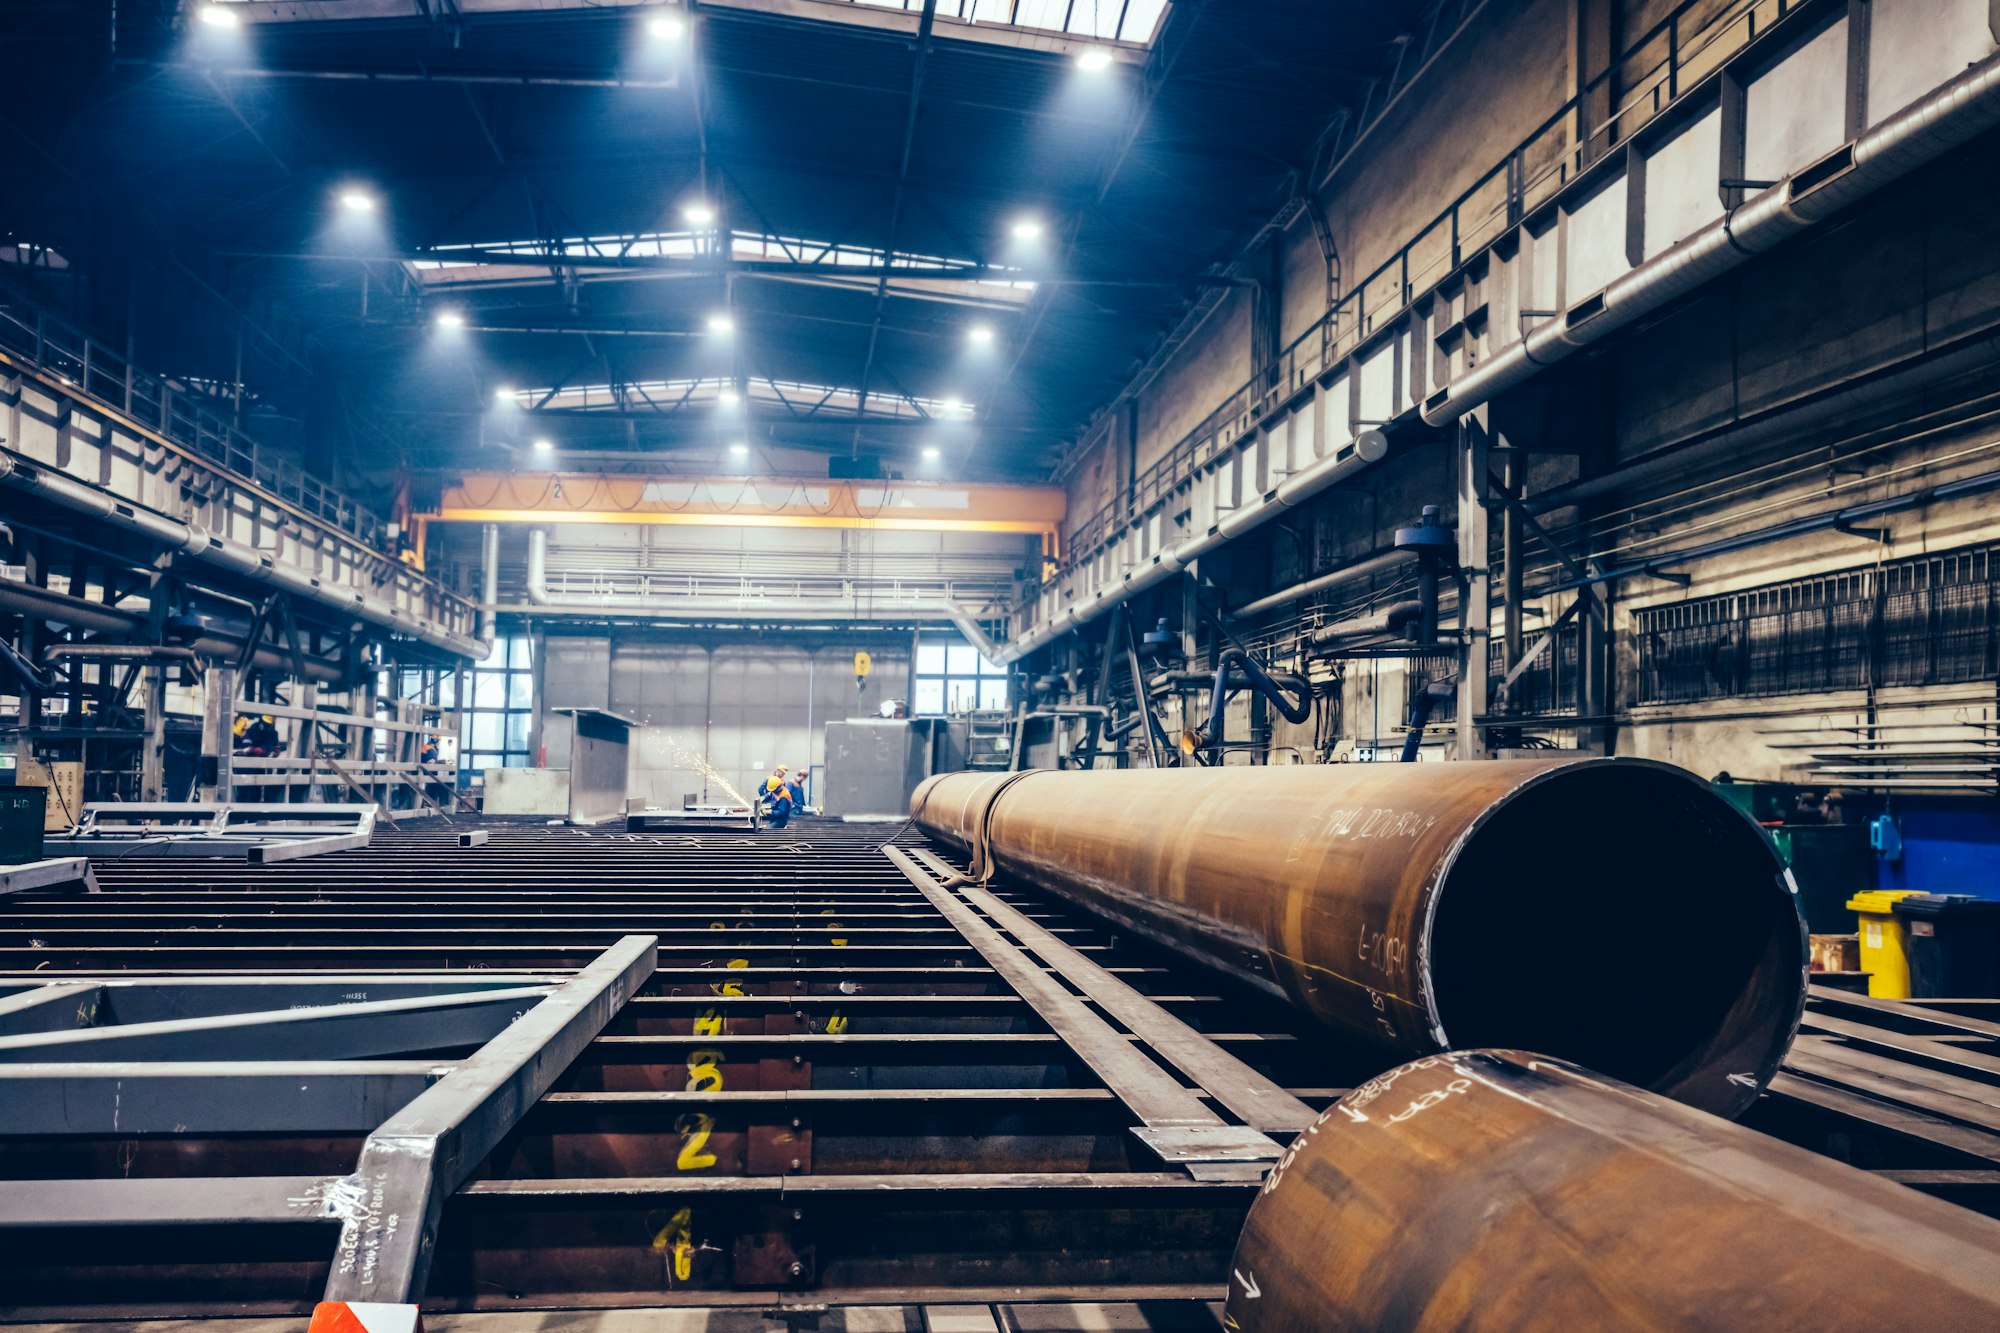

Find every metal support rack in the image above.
[49,801,379,863]
[0,820,1997,1324]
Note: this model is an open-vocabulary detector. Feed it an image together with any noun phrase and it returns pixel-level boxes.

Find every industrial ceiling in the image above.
[0,0,1423,486]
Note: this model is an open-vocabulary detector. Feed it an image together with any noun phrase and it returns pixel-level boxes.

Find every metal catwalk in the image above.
[0,817,1996,1325]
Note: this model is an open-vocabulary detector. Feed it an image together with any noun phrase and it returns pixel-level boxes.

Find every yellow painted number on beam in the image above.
[711,956,749,997]
[675,1112,718,1172]
[651,1205,697,1281]
[686,1049,725,1095]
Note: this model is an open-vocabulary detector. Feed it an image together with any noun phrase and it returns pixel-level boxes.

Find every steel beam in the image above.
[0,982,102,1037]
[0,1175,334,1228]
[0,858,97,898]
[320,933,657,1304]
[906,845,1315,1135]
[0,1061,447,1135]
[885,844,1282,1171]
[0,986,552,1062]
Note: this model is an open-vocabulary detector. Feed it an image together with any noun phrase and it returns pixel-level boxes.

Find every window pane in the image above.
[917,643,948,674]
[1120,0,1168,40]
[914,679,944,714]
[508,671,533,710]
[946,644,977,675]
[947,680,978,712]
[979,654,1005,677]
[505,713,530,752]
[978,679,1008,710]
[506,635,531,669]
[438,673,458,708]
[472,714,503,751]
[473,670,505,709]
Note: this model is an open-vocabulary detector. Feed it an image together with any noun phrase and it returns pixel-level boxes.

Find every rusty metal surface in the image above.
[1225,1050,2000,1331]
[912,759,1805,1116]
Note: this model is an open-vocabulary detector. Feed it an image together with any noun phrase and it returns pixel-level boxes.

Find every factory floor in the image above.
[2,814,1999,1321]
[9,1300,1226,1331]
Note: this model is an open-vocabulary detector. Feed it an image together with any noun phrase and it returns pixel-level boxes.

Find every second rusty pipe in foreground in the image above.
[1227,1051,2000,1331]
[911,759,1805,1117]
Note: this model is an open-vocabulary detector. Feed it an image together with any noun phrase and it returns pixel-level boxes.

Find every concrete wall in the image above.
[537,628,916,809]
[1066,0,1576,529]
[1045,0,2000,789]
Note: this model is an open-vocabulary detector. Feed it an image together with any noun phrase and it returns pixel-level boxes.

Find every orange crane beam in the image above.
[428,472,1065,554]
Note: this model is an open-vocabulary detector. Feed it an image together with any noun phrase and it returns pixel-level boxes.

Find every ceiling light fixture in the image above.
[435,310,466,330]
[1010,217,1045,241]
[649,15,685,39]
[967,324,995,347]
[339,190,377,213]
[198,4,240,28]
[729,443,750,457]
[683,202,715,226]
[707,312,735,335]
[493,385,516,404]
[532,438,554,453]
[922,446,941,461]
[942,396,965,415]
[1076,48,1114,72]
[718,387,741,405]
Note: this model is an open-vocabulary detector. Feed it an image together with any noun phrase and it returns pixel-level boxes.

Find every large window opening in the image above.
[914,636,1008,714]
[462,634,535,773]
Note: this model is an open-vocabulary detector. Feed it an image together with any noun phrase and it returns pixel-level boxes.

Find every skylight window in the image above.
[508,376,974,422]
[841,0,1166,43]
[406,229,1037,305]
[0,243,69,269]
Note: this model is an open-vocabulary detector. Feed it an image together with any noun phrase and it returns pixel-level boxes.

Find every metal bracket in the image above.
[1129,1125,1286,1164]
[1834,518,1892,543]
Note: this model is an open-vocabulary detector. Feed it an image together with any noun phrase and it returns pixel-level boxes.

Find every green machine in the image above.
[0,785,47,865]
[1714,780,1870,935]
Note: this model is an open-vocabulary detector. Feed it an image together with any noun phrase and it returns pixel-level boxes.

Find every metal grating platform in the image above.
[0,817,1996,1324]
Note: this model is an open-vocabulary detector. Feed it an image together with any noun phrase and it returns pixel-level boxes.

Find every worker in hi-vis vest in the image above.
[762,764,796,829]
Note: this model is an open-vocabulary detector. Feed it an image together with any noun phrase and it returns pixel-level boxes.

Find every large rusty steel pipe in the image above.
[1225,1050,2000,1331]
[911,759,1805,1117]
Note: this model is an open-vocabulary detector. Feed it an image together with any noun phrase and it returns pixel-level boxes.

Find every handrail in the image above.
[1044,0,1814,593]
[0,288,390,551]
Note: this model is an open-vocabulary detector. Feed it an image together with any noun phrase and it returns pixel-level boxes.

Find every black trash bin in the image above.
[1892,893,2000,999]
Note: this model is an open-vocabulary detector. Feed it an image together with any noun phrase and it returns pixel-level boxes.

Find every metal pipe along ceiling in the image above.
[0,582,349,683]
[1015,49,2000,662]
[912,759,1805,1119]
[520,527,1004,657]
[1420,49,2000,430]
[1004,430,1388,662]
[1226,1051,2000,1331]
[477,522,500,649]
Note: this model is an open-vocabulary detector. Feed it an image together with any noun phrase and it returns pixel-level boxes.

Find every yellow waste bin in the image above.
[1847,890,1920,998]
